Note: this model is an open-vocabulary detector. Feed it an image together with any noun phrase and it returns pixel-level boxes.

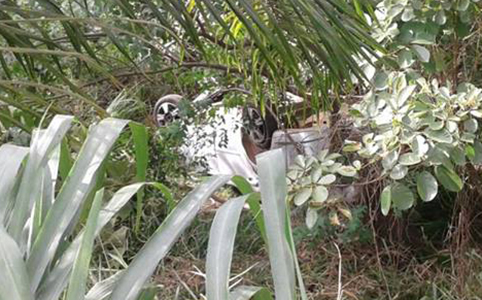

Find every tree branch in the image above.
[81,62,243,87]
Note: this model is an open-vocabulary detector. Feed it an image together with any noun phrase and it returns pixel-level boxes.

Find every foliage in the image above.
[348,70,482,214]
[286,150,360,229]
[372,0,481,78]
[106,89,147,122]
[0,114,315,299]
[0,0,382,134]
[293,204,371,244]
[0,115,146,299]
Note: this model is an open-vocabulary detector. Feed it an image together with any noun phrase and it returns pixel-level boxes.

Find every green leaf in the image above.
[310,167,322,183]
[456,0,470,11]
[451,146,466,166]
[232,176,254,194]
[0,226,34,300]
[232,177,267,244]
[390,164,408,180]
[229,286,273,300]
[294,188,312,206]
[434,10,447,25]
[435,166,463,192]
[27,118,129,291]
[374,72,388,90]
[85,272,124,300]
[65,188,104,300]
[391,183,415,210]
[129,122,149,233]
[398,49,414,68]
[417,171,438,202]
[382,150,399,170]
[429,121,445,131]
[36,183,146,300]
[411,45,430,63]
[8,115,74,245]
[412,135,429,157]
[401,7,415,22]
[256,149,296,300]
[398,85,416,107]
[110,176,230,300]
[343,143,362,152]
[426,146,453,168]
[380,185,391,216]
[0,144,29,223]
[471,110,482,118]
[206,195,250,300]
[59,139,73,181]
[399,152,421,166]
[472,141,482,164]
[318,174,336,185]
[466,145,476,160]
[312,186,328,203]
[305,208,318,229]
[337,166,357,177]
[463,119,478,133]
[424,128,453,143]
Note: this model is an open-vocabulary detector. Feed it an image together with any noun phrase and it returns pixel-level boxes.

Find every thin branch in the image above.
[81,62,243,87]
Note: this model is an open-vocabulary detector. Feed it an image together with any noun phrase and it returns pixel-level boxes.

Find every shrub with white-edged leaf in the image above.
[350,71,482,215]
[286,150,358,229]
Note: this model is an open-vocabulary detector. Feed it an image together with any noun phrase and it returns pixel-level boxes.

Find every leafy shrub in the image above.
[349,71,482,214]
[286,150,359,229]
[372,0,480,68]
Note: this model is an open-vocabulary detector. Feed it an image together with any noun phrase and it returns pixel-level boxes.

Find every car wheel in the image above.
[153,94,182,127]
[242,105,278,149]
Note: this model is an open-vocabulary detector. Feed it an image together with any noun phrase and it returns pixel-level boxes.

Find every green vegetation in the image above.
[0,116,308,299]
[2,0,482,299]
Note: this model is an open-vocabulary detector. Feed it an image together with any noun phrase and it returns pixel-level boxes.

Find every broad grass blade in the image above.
[85,271,124,300]
[256,149,296,300]
[110,175,231,300]
[206,195,250,300]
[8,115,73,244]
[65,188,104,300]
[30,142,60,248]
[0,225,34,300]
[231,176,267,244]
[36,183,144,300]
[0,144,29,224]
[129,122,148,233]
[27,118,129,292]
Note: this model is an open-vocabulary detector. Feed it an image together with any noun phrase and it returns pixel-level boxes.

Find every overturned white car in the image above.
[153,88,331,187]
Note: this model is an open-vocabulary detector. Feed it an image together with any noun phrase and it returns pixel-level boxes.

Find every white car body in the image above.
[156,91,330,188]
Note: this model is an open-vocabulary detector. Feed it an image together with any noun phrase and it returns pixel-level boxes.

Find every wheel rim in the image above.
[244,107,268,146]
[156,102,179,127]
